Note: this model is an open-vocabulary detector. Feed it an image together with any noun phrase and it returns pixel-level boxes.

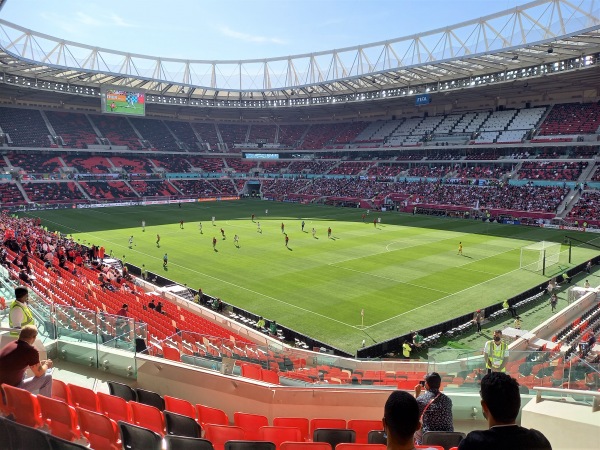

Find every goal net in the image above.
[520,241,562,273]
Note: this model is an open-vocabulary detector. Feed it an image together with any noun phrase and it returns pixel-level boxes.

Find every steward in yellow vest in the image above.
[9,287,34,336]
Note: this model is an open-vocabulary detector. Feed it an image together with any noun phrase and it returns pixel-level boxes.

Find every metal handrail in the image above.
[533,386,600,412]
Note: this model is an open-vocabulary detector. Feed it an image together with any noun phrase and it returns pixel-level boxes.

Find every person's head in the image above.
[122,304,128,310]
[480,372,521,425]
[14,286,28,304]
[383,390,420,446]
[19,324,38,343]
[424,372,442,391]
[493,330,502,343]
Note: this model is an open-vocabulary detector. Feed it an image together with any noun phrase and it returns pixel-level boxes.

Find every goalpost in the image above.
[520,241,562,275]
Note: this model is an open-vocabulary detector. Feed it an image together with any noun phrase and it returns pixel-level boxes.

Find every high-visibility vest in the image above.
[9,301,34,336]
[486,340,508,371]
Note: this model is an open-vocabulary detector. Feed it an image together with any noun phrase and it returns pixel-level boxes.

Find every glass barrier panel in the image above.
[98,313,145,378]
[54,304,99,368]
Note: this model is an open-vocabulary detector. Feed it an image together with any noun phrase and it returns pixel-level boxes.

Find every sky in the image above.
[1,0,530,61]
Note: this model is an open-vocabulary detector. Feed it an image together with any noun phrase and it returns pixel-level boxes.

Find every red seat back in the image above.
[310,418,346,435]
[38,395,80,441]
[76,406,121,450]
[97,392,132,423]
[280,443,332,450]
[204,424,246,450]
[164,395,196,419]
[260,426,302,449]
[68,383,99,412]
[234,412,269,440]
[241,363,262,380]
[2,384,43,428]
[260,369,280,384]
[196,404,229,427]
[273,417,310,442]
[129,401,165,436]
[52,379,72,404]
[347,420,383,444]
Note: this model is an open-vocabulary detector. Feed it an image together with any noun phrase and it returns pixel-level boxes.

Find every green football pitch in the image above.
[21,201,599,354]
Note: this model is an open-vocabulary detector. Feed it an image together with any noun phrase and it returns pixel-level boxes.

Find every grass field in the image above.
[22,200,600,354]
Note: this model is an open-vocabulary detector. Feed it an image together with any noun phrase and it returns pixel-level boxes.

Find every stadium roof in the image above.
[0,0,599,112]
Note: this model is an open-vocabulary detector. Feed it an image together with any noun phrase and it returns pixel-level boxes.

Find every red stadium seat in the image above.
[204,424,246,450]
[2,384,43,428]
[130,401,165,436]
[164,395,196,419]
[76,406,121,450]
[97,392,132,423]
[273,417,310,442]
[234,412,269,440]
[38,395,80,441]
[259,426,302,449]
[196,404,229,427]
[347,420,384,444]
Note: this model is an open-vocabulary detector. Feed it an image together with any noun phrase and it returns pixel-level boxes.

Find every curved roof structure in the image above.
[0,0,599,109]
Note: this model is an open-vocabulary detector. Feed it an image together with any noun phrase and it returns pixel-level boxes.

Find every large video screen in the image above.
[101,87,145,116]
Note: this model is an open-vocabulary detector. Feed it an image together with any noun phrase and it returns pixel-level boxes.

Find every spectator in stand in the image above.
[382,390,421,450]
[458,372,551,450]
[155,302,164,314]
[0,325,53,397]
[19,268,32,285]
[414,372,454,444]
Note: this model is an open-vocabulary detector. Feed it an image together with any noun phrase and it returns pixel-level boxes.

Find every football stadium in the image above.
[0,0,599,448]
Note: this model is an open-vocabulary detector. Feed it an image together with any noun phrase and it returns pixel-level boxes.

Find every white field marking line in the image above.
[364,264,524,330]
[332,265,451,294]
[334,233,521,277]
[36,215,359,330]
[458,266,500,276]
[329,232,461,266]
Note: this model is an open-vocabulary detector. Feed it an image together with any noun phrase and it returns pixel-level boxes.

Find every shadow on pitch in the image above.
[362,329,378,345]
